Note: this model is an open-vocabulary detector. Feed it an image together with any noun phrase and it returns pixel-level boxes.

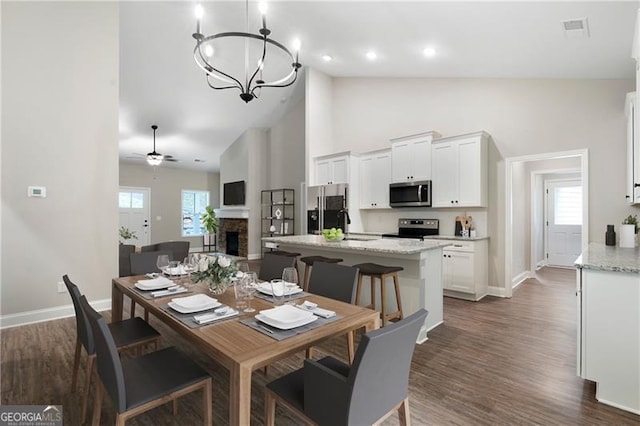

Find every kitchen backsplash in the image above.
[361,208,488,237]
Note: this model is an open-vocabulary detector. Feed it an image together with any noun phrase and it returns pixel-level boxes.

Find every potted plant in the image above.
[619,214,638,248]
[119,226,138,245]
[201,206,218,251]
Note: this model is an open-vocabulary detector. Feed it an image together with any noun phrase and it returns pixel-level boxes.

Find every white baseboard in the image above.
[487,286,508,298]
[247,253,262,260]
[0,298,111,329]
[512,270,531,290]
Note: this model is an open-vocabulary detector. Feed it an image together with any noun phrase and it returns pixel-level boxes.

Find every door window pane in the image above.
[119,191,145,209]
[554,186,582,225]
[182,190,210,236]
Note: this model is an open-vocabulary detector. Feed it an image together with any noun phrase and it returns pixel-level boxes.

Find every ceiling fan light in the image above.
[146,153,163,166]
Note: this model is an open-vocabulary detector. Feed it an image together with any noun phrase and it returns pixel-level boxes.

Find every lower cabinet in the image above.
[441,239,488,301]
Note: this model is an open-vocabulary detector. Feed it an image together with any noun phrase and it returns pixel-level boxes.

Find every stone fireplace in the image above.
[218,218,248,258]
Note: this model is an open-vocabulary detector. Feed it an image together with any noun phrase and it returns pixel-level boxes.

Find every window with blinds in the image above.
[554,186,582,225]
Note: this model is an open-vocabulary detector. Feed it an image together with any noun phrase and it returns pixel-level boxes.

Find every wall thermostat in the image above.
[28,186,46,198]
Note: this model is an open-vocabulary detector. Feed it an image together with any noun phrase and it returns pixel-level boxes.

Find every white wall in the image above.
[267,98,306,235]
[1,2,119,319]
[329,77,635,290]
[305,69,334,183]
[219,128,268,259]
[119,163,220,249]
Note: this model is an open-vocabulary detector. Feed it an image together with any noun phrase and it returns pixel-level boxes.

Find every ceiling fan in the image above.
[125,125,180,165]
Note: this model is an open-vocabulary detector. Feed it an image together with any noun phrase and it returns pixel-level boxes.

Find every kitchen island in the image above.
[575,243,640,414]
[262,234,452,342]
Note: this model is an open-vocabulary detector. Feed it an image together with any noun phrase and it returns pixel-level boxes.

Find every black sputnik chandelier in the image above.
[191,1,302,103]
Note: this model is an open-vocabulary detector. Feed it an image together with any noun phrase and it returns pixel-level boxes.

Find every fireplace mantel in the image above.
[215,208,250,219]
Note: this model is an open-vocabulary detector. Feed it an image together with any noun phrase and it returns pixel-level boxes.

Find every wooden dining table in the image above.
[111,276,380,425]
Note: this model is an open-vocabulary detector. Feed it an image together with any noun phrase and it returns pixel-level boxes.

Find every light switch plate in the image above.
[57,282,65,293]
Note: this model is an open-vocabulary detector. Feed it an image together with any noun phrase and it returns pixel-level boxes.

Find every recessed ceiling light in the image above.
[366,51,377,60]
[194,159,206,163]
[423,47,436,57]
[322,54,332,62]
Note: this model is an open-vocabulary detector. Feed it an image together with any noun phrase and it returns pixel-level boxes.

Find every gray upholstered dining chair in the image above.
[258,252,297,281]
[306,262,360,361]
[265,309,428,426]
[78,294,212,426]
[118,244,135,277]
[129,249,173,320]
[63,275,161,424]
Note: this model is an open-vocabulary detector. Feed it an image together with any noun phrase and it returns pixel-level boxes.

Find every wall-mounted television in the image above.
[223,180,246,206]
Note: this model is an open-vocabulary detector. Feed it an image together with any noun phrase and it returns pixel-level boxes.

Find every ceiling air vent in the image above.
[561,18,590,39]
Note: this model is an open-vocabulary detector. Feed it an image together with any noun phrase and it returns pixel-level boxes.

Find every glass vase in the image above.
[208,278,229,295]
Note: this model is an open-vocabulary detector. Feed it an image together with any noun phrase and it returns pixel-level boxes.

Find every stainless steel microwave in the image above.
[389,180,432,207]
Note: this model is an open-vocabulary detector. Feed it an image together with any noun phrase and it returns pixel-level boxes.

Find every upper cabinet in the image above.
[314,153,350,185]
[626,93,639,204]
[360,149,391,209]
[390,131,441,183]
[431,131,489,208]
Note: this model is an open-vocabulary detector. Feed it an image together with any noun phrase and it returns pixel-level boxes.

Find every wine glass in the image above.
[281,267,299,304]
[183,255,197,286]
[237,261,250,277]
[156,254,170,275]
[243,272,258,313]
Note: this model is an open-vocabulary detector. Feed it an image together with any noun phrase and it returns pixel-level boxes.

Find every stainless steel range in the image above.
[381,218,439,240]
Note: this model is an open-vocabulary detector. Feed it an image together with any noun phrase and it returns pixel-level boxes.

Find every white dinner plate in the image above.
[168,300,221,314]
[135,277,173,291]
[256,283,302,296]
[171,294,218,310]
[259,304,314,324]
[255,313,317,330]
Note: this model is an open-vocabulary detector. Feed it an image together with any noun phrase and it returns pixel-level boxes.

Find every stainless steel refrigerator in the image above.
[306,184,350,234]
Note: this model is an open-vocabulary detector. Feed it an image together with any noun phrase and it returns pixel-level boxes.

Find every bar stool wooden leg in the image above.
[380,274,388,327]
[370,276,376,311]
[355,274,364,307]
[393,272,404,321]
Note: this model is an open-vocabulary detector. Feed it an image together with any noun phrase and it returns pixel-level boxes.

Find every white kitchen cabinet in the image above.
[440,239,488,301]
[577,267,639,414]
[626,92,639,204]
[359,149,391,209]
[390,131,441,183]
[431,131,488,208]
[314,153,349,185]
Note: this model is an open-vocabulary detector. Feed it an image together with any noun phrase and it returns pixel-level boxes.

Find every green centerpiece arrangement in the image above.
[191,253,237,294]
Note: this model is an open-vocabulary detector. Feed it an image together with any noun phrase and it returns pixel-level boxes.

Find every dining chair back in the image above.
[130,250,172,275]
[119,244,135,277]
[141,241,190,262]
[78,295,212,424]
[307,262,359,304]
[258,252,297,281]
[265,309,428,426]
[63,275,161,423]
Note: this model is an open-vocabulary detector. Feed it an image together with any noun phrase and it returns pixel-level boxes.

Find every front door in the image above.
[545,179,582,267]
[119,186,150,246]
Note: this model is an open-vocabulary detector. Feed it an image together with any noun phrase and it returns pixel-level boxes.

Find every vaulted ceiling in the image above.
[119,1,638,172]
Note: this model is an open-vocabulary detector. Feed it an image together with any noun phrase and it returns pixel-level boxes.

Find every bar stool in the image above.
[353,263,404,326]
[299,256,343,291]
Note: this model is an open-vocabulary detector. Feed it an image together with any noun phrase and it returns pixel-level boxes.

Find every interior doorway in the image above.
[119,186,151,246]
[505,149,589,298]
[544,179,583,267]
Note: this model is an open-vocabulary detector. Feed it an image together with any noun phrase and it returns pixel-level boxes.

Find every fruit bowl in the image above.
[323,234,345,242]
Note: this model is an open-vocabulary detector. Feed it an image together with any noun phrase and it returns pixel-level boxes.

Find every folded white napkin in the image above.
[151,286,187,298]
[298,301,335,318]
[194,307,238,324]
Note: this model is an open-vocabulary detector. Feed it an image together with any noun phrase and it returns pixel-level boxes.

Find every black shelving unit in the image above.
[261,189,295,255]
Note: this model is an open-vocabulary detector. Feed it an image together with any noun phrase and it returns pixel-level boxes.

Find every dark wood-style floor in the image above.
[2,267,639,425]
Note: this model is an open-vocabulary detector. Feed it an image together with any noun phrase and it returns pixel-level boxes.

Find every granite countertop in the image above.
[424,235,490,242]
[262,234,451,255]
[575,242,640,273]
